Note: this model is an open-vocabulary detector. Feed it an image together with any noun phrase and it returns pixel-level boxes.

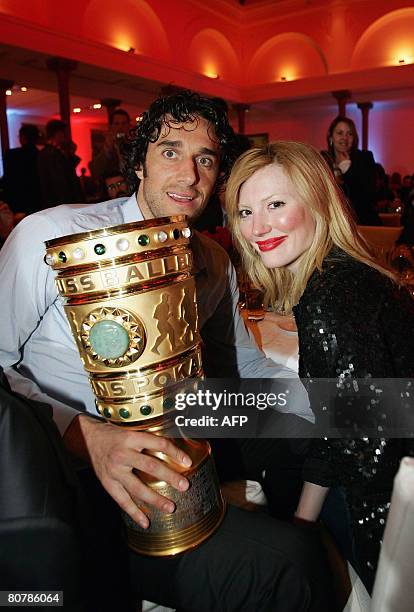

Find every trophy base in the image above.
[123,439,226,557]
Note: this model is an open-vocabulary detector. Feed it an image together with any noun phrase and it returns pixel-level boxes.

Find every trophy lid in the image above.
[45,215,188,248]
[44,216,192,270]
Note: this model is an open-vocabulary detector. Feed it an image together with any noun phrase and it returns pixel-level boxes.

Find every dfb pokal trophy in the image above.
[44,216,225,556]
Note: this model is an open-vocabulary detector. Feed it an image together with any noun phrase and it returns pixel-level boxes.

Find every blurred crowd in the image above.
[1,109,414,249]
[0,109,133,246]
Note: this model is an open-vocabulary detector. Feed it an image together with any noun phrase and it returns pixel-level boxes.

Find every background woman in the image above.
[323,116,380,225]
[226,141,414,592]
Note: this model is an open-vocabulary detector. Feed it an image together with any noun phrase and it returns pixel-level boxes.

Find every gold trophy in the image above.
[44,216,225,556]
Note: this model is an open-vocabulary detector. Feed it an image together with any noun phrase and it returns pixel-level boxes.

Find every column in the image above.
[331,90,351,116]
[0,79,14,158]
[233,103,250,134]
[357,102,373,151]
[46,57,78,140]
[100,98,122,122]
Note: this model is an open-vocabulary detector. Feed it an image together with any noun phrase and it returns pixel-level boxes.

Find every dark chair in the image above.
[0,369,86,610]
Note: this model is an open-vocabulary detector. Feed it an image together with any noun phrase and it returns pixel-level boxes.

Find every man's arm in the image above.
[0,212,80,433]
[0,213,193,524]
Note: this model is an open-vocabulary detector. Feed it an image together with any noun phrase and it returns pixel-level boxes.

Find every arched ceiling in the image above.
[1,1,414,112]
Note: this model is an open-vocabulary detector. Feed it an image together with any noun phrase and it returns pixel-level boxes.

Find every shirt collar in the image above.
[121,193,143,223]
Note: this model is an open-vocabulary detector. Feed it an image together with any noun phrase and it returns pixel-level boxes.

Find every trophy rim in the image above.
[45,215,188,248]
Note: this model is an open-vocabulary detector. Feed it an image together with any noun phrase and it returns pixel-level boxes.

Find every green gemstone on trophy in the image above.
[94,243,106,255]
[89,319,130,359]
[119,407,130,419]
[58,251,67,262]
[163,397,174,409]
[140,405,152,416]
[103,408,112,418]
[138,234,150,246]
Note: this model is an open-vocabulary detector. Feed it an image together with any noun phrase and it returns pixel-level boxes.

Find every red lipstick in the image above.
[256,236,287,252]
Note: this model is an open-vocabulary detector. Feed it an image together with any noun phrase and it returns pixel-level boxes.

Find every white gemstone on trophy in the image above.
[72,247,85,260]
[116,238,130,251]
[182,227,191,238]
[157,231,168,243]
[45,253,55,266]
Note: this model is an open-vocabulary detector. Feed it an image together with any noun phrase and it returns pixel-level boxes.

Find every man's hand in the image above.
[64,414,192,528]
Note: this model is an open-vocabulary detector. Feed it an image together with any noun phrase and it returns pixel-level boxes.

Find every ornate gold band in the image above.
[55,247,192,297]
[45,217,191,270]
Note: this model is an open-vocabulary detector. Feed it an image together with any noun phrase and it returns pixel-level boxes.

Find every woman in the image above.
[226,141,414,592]
[323,116,380,225]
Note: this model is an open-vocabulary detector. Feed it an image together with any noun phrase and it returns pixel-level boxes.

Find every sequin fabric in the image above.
[293,247,414,591]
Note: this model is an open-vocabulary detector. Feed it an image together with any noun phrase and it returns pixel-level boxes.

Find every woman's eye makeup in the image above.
[238,209,251,218]
[238,200,285,217]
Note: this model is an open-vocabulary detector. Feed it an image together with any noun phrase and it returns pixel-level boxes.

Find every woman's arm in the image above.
[295,482,330,522]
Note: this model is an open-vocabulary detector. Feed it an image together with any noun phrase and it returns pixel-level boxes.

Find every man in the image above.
[2,123,42,215]
[90,108,131,190]
[103,170,130,199]
[0,91,333,611]
[37,119,83,207]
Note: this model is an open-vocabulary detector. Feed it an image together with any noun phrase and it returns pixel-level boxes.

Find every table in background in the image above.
[379,213,402,227]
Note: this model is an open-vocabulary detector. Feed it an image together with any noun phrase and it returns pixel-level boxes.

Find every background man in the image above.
[2,123,42,215]
[103,170,130,199]
[0,91,333,611]
[37,119,83,207]
[90,108,131,191]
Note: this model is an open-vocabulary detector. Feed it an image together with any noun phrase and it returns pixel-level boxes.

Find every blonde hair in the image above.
[226,141,398,313]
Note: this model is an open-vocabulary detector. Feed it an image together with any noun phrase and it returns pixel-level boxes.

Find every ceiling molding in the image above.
[242,61,414,103]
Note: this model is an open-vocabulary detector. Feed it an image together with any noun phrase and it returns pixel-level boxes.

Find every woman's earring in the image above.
[329,138,333,147]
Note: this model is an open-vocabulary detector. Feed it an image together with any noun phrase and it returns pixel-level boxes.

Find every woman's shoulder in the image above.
[352,148,375,165]
[294,250,401,333]
[305,249,392,304]
[320,247,380,276]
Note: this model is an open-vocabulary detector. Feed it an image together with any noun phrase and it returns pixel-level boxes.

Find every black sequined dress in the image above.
[293,247,414,592]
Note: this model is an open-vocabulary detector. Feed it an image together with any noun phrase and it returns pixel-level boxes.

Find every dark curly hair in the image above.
[122,90,240,194]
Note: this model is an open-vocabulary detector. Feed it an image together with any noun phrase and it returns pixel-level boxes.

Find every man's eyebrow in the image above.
[156,139,182,148]
[199,147,218,158]
[156,140,218,158]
